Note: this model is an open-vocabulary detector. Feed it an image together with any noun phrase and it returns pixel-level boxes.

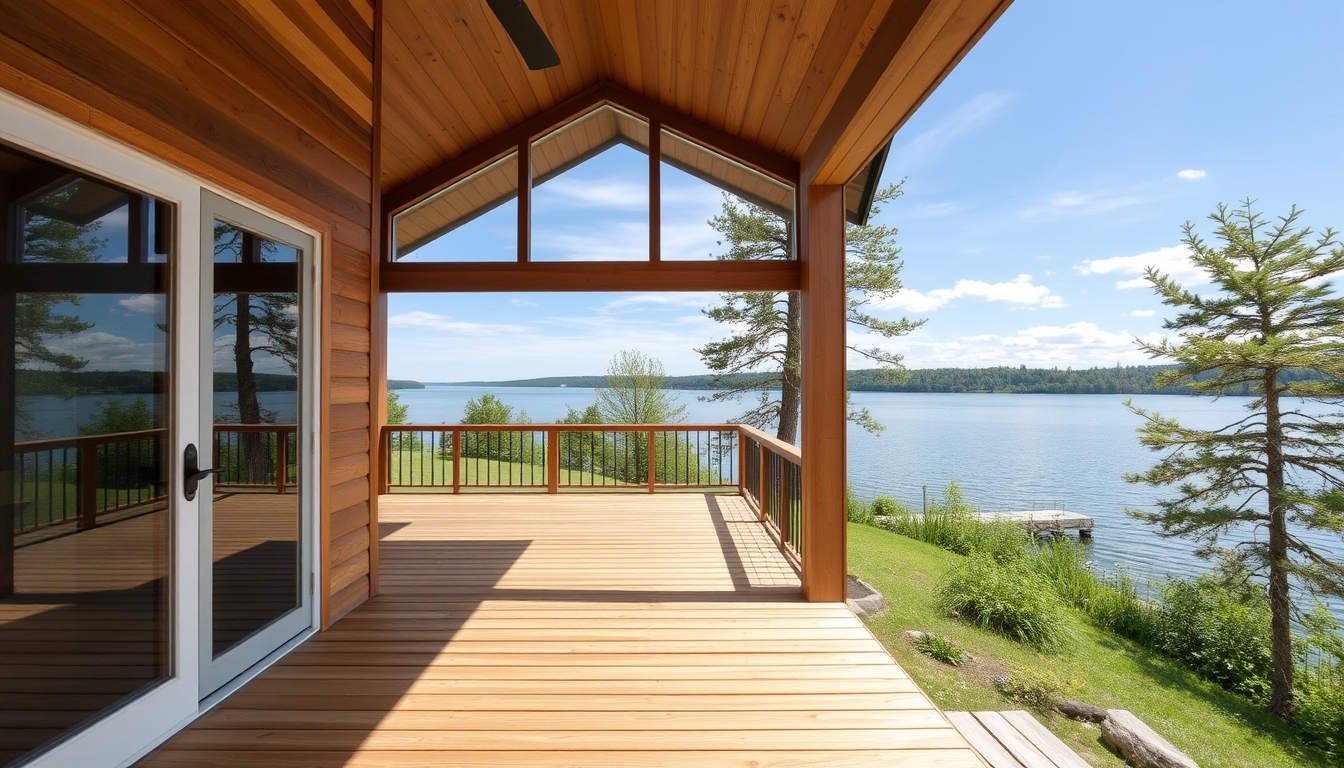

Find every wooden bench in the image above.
[947,711,1091,768]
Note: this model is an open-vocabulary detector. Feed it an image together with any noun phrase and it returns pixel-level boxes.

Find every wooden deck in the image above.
[141,493,983,766]
[947,711,1090,768]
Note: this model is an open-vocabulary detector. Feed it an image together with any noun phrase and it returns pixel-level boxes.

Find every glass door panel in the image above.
[198,191,312,696]
[0,141,173,764]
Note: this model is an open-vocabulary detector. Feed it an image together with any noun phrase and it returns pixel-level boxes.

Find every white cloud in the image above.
[1018,187,1157,219]
[1177,169,1207,180]
[118,294,163,314]
[855,323,1164,369]
[388,311,529,335]
[601,293,717,311]
[510,298,538,308]
[889,92,1010,170]
[534,177,648,210]
[874,274,1066,312]
[1128,309,1156,317]
[1074,244,1206,289]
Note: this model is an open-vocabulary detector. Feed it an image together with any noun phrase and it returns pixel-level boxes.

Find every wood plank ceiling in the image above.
[381,0,906,196]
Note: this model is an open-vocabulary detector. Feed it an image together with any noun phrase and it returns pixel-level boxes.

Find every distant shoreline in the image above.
[404,364,1305,396]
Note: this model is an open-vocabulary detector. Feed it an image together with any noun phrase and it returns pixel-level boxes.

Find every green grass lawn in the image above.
[387,454,634,490]
[848,522,1335,768]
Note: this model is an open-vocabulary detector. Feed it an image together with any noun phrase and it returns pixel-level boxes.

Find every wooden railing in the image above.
[381,423,804,561]
[11,424,295,536]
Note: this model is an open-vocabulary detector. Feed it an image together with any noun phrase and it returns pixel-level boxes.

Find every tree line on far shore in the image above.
[443,364,1324,397]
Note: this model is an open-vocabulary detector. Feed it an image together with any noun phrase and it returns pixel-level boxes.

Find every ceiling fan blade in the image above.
[485,0,560,70]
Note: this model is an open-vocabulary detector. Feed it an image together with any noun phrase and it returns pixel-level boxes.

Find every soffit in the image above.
[381,0,900,193]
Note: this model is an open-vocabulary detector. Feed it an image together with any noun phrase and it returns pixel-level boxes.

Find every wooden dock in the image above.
[981,510,1094,538]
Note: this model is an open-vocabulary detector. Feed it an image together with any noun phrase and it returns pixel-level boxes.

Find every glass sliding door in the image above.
[0,141,175,764]
[198,191,313,697]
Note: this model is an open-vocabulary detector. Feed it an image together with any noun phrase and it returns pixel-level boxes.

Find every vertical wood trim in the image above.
[800,184,847,602]
[318,224,335,628]
[517,139,531,262]
[366,0,385,601]
[648,119,660,261]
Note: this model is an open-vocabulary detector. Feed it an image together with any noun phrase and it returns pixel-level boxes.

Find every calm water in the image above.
[397,384,1342,605]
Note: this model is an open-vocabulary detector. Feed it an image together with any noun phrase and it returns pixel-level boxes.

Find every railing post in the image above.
[275,427,288,494]
[451,429,461,494]
[78,438,98,531]
[737,428,746,500]
[758,443,769,523]
[547,426,559,494]
[647,429,656,493]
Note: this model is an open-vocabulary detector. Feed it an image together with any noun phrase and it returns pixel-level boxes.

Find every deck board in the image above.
[141,493,984,766]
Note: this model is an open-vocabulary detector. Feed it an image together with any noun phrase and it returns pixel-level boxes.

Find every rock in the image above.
[846,575,887,615]
[1101,709,1199,768]
[1057,699,1108,723]
[902,630,931,642]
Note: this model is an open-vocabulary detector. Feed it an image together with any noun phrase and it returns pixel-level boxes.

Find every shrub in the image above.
[994,667,1077,712]
[1027,539,1152,639]
[1149,574,1273,703]
[913,634,965,666]
[1296,662,1344,758]
[847,487,876,525]
[939,555,1069,651]
[871,495,907,518]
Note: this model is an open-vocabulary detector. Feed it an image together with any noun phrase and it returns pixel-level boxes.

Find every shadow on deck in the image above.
[140,493,982,767]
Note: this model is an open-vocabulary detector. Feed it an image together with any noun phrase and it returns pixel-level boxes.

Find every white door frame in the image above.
[197,190,318,698]
[0,90,324,768]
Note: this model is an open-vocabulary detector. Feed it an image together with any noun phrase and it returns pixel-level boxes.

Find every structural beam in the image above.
[800,184,847,602]
[802,0,1011,185]
[380,260,801,293]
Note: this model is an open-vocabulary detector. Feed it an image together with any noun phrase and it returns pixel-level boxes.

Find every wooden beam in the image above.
[380,260,801,293]
[800,184,847,602]
[802,0,1011,185]
[382,82,799,221]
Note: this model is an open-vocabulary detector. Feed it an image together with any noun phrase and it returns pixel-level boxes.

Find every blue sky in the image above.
[387,0,1344,382]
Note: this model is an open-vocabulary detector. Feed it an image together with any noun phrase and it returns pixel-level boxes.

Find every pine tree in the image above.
[1126,199,1344,719]
[697,182,922,443]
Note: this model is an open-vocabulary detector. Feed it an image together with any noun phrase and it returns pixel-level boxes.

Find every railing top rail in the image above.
[386,423,746,434]
[736,423,801,465]
[15,423,297,452]
[382,422,801,464]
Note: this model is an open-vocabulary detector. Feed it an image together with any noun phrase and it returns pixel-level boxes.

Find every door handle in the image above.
[183,443,224,501]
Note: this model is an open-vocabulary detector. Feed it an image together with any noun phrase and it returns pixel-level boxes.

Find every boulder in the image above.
[1101,709,1199,768]
[1057,699,1107,723]
[846,575,887,615]
[902,630,931,642]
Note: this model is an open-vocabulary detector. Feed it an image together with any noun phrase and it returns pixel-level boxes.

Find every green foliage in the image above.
[873,481,1029,564]
[938,555,1069,651]
[79,397,157,435]
[994,667,1078,712]
[1149,573,1274,702]
[386,391,409,425]
[1027,539,1152,639]
[846,486,876,525]
[1296,661,1344,758]
[461,393,528,425]
[913,634,965,666]
[595,350,687,425]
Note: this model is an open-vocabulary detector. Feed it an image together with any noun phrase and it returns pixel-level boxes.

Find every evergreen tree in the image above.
[1125,200,1344,719]
[697,183,922,443]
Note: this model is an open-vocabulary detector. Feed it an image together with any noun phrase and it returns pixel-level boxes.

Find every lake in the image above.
[396,384,1343,607]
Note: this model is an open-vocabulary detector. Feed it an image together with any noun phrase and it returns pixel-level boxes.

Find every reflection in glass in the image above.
[1,142,170,764]
[392,153,519,262]
[531,106,649,261]
[211,223,301,657]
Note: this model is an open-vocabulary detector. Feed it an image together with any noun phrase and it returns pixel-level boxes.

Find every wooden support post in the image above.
[451,430,461,494]
[649,120,660,262]
[647,429,656,493]
[78,439,98,531]
[275,428,288,494]
[547,427,560,494]
[517,139,531,263]
[800,183,847,602]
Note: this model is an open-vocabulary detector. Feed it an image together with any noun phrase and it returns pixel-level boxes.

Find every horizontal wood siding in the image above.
[0,0,378,627]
